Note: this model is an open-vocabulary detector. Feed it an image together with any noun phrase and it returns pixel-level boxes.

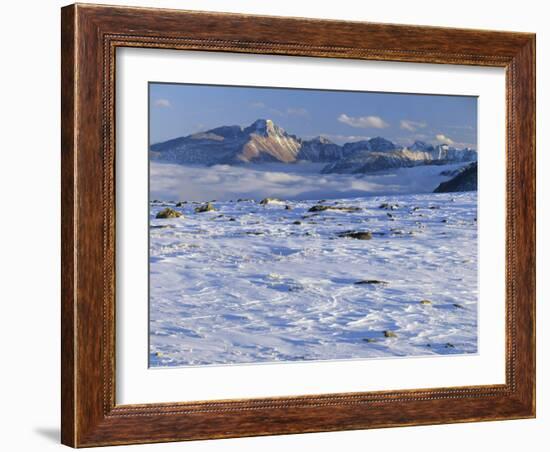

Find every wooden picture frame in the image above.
[61,3,536,447]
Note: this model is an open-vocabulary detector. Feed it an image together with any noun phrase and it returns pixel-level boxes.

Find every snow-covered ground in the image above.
[149,191,478,367]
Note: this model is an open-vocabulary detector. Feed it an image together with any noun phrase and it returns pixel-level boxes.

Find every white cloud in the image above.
[435,134,454,145]
[400,119,427,132]
[338,114,389,129]
[154,98,171,108]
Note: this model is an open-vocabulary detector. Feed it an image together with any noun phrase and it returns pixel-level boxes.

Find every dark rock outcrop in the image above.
[308,205,361,213]
[194,202,216,213]
[434,162,477,193]
[338,231,373,240]
[155,208,182,219]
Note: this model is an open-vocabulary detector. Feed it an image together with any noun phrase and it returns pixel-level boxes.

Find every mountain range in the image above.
[150,119,477,174]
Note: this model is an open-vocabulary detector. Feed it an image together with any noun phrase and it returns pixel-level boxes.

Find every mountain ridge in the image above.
[150,118,477,172]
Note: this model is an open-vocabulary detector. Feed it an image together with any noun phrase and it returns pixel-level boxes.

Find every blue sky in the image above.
[149,83,477,148]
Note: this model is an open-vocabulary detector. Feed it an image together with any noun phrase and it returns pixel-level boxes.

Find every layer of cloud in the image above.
[435,134,454,145]
[400,119,427,132]
[154,98,171,108]
[338,114,389,129]
[150,161,463,202]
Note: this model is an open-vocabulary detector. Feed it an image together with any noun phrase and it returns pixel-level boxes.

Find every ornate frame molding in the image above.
[62,4,535,447]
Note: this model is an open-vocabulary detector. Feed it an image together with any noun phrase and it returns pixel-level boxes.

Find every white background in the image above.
[0,1,546,451]
[117,49,506,404]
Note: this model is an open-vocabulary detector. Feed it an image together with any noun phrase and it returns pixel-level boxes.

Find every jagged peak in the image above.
[308,135,334,145]
[409,140,435,152]
[250,118,270,128]
[244,118,287,137]
[368,136,397,149]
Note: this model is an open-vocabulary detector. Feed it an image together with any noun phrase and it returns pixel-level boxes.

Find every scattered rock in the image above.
[228,218,236,222]
[441,219,448,223]
[260,197,284,205]
[453,303,465,309]
[420,299,432,305]
[237,198,253,202]
[429,206,440,210]
[293,220,302,225]
[175,201,187,207]
[194,202,216,213]
[384,330,397,338]
[285,205,292,210]
[379,203,398,210]
[155,208,182,219]
[354,280,388,285]
[338,231,372,240]
[308,205,361,213]
[445,343,455,348]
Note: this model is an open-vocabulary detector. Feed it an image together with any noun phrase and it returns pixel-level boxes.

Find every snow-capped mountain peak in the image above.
[409,140,435,152]
[244,118,277,136]
[150,119,477,171]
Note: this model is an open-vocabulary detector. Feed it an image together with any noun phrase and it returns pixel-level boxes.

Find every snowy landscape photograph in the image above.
[148,82,479,367]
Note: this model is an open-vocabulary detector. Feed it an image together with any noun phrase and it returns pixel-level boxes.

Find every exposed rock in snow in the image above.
[155,207,182,219]
[434,162,477,193]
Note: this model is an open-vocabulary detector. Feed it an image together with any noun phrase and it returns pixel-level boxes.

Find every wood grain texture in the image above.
[61,5,76,446]
[60,3,536,447]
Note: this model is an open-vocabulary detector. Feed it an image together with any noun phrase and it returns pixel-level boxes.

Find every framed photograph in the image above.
[61,3,536,447]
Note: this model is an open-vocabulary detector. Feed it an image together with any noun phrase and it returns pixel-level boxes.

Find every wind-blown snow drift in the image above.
[149,192,478,367]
